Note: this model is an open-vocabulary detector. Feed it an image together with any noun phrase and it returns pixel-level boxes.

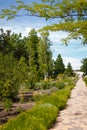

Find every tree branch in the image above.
[5,12,87,19]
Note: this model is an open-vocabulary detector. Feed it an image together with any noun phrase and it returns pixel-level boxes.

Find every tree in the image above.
[38,31,53,79]
[54,54,65,78]
[0,29,29,100]
[0,28,13,54]
[26,29,39,67]
[0,0,87,44]
[65,62,73,76]
[81,58,87,75]
[0,29,28,61]
[0,53,19,99]
[0,53,29,100]
[11,33,28,61]
[26,29,39,88]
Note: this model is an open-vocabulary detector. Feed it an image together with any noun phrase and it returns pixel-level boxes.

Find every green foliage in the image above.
[56,81,65,89]
[1,79,18,99]
[0,114,46,130]
[83,77,87,86]
[0,103,58,130]
[41,81,51,89]
[28,103,58,128]
[38,32,53,79]
[26,29,40,88]
[0,54,18,99]
[16,107,23,114]
[19,96,24,103]
[38,89,67,109]
[35,80,56,90]
[0,53,29,100]
[81,58,87,75]
[2,98,12,111]
[27,29,39,68]
[32,94,45,102]
[65,62,74,76]
[0,28,54,100]
[1,0,87,43]
[0,29,12,54]
[38,80,74,110]
[0,78,75,130]
[54,54,65,78]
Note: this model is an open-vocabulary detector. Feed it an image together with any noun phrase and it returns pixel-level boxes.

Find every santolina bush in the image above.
[0,103,58,130]
[0,79,75,130]
[38,84,74,110]
[27,103,58,128]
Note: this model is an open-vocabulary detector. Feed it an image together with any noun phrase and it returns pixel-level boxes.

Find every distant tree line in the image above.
[0,28,75,101]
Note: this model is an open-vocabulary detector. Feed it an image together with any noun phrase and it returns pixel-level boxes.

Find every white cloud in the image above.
[0,26,12,31]
[76,46,87,52]
[0,26,34,36]
[0,26,25,35]
[63,57,82,70]
[25,27,33,34]
[49,31,69,43]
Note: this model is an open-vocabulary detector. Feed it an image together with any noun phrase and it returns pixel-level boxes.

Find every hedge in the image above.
[0,79,75,130]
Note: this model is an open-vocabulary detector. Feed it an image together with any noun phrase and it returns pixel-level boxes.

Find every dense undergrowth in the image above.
[0,77,75,130]
[83,77,87,86]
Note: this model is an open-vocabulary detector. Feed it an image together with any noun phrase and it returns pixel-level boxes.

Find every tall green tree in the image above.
[0,29,29,99]
[0,0,87,44]
[10,33,28,61]
[0,53,19,99]
[26,29,39,68]
[65,62,73,76]
[26,29,39,88]
[0,29,28,61]
[0,28,13,54]
[54,54,65,77]
[81,58,87,75]
[38,31,53,79]
[0,53,28,100]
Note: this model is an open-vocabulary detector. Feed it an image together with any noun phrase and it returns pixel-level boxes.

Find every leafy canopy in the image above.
[0,0,87,44]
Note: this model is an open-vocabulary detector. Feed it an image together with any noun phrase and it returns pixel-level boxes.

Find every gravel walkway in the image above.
[50,77,87,130]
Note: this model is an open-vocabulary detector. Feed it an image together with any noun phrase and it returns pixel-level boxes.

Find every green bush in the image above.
[36,81,56,90]
[1,79,18,100]
[0,78,75,130]
[38,91,66,110]
[38,85,74,110]
[28,103,58,128]
[63,77,75,86]
[56,81,65,89]
[2,98,12,111]
[32,94,44,101]
[83,77,87,86]
[0,114,46,130]
[0,103,58,130]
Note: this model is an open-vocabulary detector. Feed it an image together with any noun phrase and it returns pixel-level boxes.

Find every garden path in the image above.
[50,77,87,130]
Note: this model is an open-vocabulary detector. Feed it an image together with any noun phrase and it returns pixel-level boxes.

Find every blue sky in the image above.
[0,0,87,70]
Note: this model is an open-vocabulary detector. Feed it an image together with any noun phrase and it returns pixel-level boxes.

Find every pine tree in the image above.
[26,29,39,88]
[65,62,73,76]
[54,54,65,78]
